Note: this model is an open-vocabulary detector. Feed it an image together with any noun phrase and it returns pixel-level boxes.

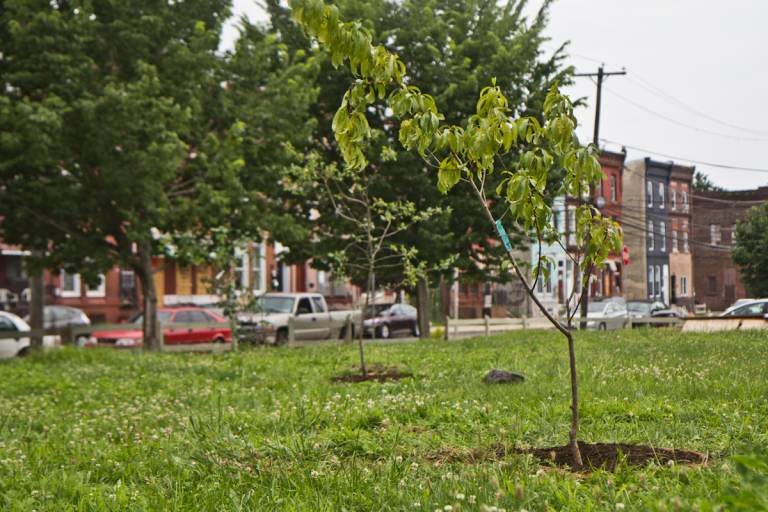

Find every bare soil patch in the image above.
[518,442,708,471]
[331,365,413,383]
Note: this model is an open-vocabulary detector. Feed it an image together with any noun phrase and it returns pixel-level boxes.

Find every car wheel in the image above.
[274,328,289,346]
[17,346,30,357]
[412,322,420,337]
[378,324,390,339]
[599,322,607,331]
[213,336,225,344]
[339,325,355,340]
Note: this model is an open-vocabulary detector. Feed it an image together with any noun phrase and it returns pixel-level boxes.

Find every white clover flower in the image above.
[456,493,465,500]
[310,470,320,479]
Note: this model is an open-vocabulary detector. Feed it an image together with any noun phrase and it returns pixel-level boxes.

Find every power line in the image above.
[600,139,768,174]
[601,85,768,143]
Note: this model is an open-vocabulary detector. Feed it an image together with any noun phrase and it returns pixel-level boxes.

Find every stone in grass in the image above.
[483,368,525,384]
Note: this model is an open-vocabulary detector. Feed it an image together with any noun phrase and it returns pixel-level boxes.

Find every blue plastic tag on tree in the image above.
[495,219,512,252]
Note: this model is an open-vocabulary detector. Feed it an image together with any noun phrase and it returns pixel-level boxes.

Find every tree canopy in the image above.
[732,203,768,298]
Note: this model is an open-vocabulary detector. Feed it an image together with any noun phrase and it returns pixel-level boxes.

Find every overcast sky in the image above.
[223,0,768,190]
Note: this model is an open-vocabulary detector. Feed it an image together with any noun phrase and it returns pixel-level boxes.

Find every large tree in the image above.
[0,1,317,348]
[268,0,572,329]
[732,203,768,298]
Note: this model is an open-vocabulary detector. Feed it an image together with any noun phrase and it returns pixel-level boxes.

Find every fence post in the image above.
[65,324,75,346]
[521,314,528,330]
[157,319,164,352]
[288,317,295,344]
[444,317,450,341]
[484,315,490,337]
[344,314,352,343]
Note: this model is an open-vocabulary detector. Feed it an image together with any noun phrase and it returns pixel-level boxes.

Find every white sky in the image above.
[224,0,768,190]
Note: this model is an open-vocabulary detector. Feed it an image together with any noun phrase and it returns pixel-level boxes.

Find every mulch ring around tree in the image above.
[331,365,413,383]
[427,442,708,472]
[518,442,708,471]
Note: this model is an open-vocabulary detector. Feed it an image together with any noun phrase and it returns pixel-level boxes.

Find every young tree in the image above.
[267,0,572,334]
[288,0,620,467]
[732,204,768,298]
[289,153,443,376]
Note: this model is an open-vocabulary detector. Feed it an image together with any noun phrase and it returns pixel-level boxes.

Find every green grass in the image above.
[1,329,766,511]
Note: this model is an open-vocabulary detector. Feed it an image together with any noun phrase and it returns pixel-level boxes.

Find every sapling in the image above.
[288,0,621,466]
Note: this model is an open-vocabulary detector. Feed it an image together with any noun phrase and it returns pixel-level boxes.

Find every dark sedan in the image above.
[363,303,419,338]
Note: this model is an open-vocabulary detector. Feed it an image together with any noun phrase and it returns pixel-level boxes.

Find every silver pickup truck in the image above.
[237,292,361,345]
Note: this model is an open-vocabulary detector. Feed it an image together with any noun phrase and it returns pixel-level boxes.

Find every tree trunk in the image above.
[416,276,430,339]
[137,240,161,351]
[28,252,45,350]
[565,329,583,469]
[357,270,372,378]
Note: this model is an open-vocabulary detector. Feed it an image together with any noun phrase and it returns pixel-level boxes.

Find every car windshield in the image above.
[365,304,392,317]
[588,302,606,313]
[254,296,295,314]
[627,302,652,314]
[131,311,173,324]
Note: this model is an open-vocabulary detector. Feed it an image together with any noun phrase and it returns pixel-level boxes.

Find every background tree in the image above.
[288,0,620,468]
[268,0,572,332]
[692,171,724,192]
[732,204,768,297]
[0,1,317,349]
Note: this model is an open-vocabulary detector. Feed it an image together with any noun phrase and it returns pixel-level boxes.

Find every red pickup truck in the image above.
[90,307,231,347]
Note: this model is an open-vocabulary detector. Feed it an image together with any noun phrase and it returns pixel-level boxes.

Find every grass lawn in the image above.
[0,329,766,511]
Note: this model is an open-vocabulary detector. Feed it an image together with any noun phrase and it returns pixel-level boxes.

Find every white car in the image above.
[586,300,628,330]
[0,311,57,359]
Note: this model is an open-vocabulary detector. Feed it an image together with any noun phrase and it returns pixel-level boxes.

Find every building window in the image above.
[655,265,662,299]
[648,221,654,251]
[251,243,265,292]
[567,207,576,245]
[86,274,106,298]
[681,191,689,211]
[646,181,653,207]
[683,231,689,253]
[60,270,81,298]
[648,267,654,297]
[672,230,678,252]
[710,224,721,246]
[234,246,249,290]
[731,224,737,245]
[671,189,677,210]
[660,222,666,252]
[610,175,617,202]
[659,182,665,209]
[707,275,717,294]
[545,262,553,294]
[681,275,688,296]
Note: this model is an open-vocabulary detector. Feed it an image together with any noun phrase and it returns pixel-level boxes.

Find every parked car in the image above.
[626,300,686,327]
[0,311,57,359]
[25,306,91,346]
[719,299,768,317]
[363,303,419,338]
[237,293,361,345]
[89,307,231,347]
[585,300,627,330]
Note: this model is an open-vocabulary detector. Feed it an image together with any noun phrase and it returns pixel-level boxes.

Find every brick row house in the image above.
[691,186,768,312]
[622,158,694,308]
[0,239,359,322]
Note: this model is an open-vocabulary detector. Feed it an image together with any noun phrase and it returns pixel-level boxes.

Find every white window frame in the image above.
[681,275,688,297]
[659,182,665,209]
[646,181,653,207]
[234,246,249,290]
[655,265,662,300]
[731,224,737,245]
[648,266,655,298]
[683,231,689,253]
[671,189,677,210]
[251,243,266,293]
[610,175,617,202]
[681,191,689,212]
[86,273,107,298]
[60,270,81,298]
[672,230,678,252]
[660,222,666,252]
[710,224,721,246]
[648,221,654,251]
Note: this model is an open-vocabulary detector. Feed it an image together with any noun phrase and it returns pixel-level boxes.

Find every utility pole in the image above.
[573,65,626,327]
